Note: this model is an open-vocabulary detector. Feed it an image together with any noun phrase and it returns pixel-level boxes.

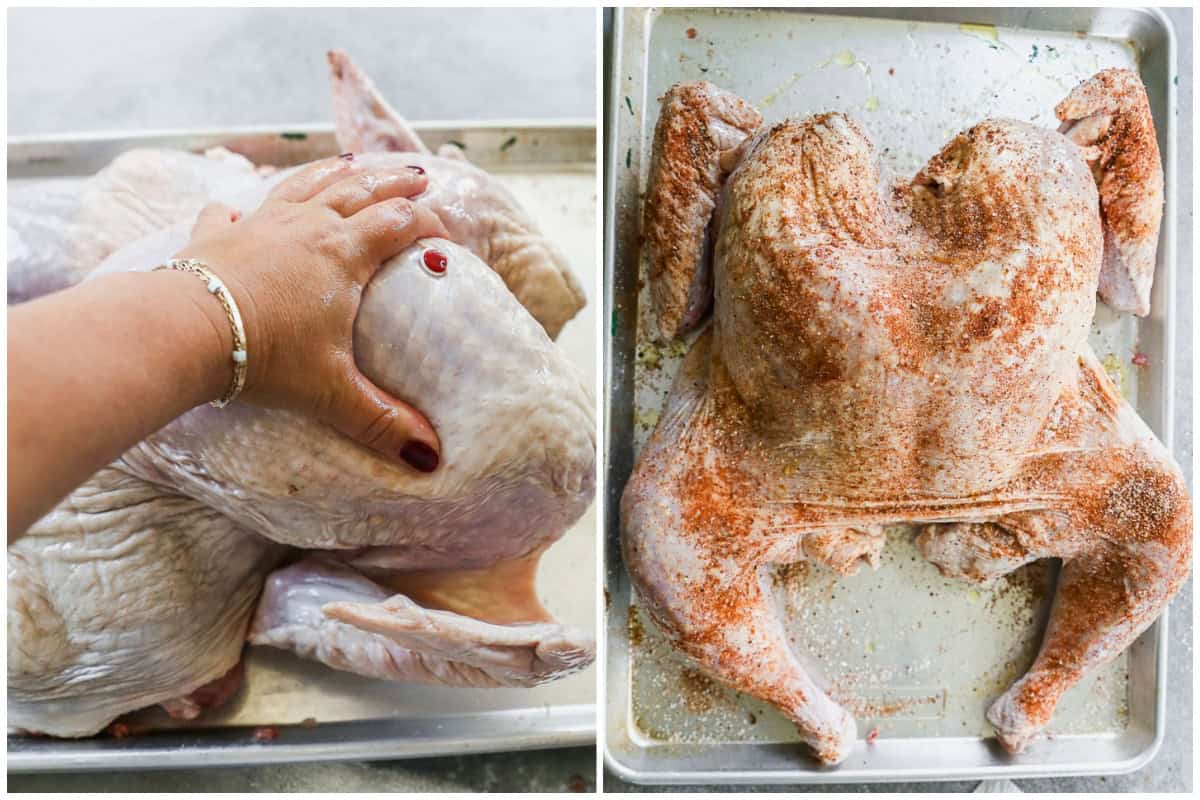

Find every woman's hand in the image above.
[176,154,448,472]
[10,154,450,536]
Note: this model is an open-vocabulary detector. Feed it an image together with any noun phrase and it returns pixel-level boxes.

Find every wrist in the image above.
[147,268,238,406]
[173,248,269,401]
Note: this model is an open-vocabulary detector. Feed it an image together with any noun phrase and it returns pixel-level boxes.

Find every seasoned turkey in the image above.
[623,70,1186,763]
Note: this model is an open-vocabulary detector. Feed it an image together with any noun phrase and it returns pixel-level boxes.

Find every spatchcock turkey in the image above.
[623,69,1188,764]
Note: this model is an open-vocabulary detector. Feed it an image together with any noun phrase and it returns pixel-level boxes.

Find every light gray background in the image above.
[6,6,596,795]
[6,7,595,132]
[602,5,1193,794]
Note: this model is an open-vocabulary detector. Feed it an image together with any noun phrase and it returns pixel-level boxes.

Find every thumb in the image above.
[323,362,441,473]
[192,201,241,238]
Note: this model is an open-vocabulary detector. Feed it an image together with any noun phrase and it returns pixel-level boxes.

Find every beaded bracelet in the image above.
[154,259,248,407]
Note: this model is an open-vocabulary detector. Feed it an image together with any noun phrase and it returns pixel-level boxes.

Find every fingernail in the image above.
[230,210,241,223]
[399,441,439,473]
[407,165,425,174]
[422,248,448,275]
[338,152,355,161]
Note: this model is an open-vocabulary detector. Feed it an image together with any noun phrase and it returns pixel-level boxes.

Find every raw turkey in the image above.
[8,50,585,339]
[326,49,586,339]
[8,53,595,738]
[622,70,1187,763]
[7,147,260,304]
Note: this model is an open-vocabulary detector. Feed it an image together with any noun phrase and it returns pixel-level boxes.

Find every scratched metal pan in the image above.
[603,7,1177,785]
[7,120,598,772]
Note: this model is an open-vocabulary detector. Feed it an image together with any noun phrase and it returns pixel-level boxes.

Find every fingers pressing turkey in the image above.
[314,166,429,217]
[321,357,441,473]
[352,200,450,265]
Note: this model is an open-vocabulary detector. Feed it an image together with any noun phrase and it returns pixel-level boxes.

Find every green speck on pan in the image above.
[638,342,663,371]
[499,135,517,152]
[611,310,618,337]
[634,716,670,742]
[1174,75,1179,86]
[1029,44,1038,62]
[281,132,307,141]
[635,409,661,430]
[959,22,998,44]
[625,96,634,115]
[1100,352,1129,396]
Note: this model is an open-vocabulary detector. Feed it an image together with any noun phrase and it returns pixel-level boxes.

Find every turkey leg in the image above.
[923,352,1190,751]
[622,331,859,762]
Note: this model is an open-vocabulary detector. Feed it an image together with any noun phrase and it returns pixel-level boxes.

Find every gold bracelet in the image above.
[154,259,248,407]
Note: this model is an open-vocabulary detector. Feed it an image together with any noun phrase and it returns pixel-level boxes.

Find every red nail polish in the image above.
[407,165,426,174]
[422,248,448,275]
[338,152,355,161]
[230,210,241,223]
[400,441,439,473]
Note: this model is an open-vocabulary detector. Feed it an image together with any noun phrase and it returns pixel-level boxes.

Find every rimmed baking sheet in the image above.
[8,120,599,772]
[604,6,1176,785]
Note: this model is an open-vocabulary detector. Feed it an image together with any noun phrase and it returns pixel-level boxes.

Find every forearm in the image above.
[8,269,232,537]
[8,157,445,537]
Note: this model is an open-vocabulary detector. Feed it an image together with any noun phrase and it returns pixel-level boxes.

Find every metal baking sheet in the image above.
[7,120,598,772]
[603,7,1177,785]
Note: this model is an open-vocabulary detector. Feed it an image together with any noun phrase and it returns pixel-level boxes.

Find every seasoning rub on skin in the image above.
[623,68,1187,764]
